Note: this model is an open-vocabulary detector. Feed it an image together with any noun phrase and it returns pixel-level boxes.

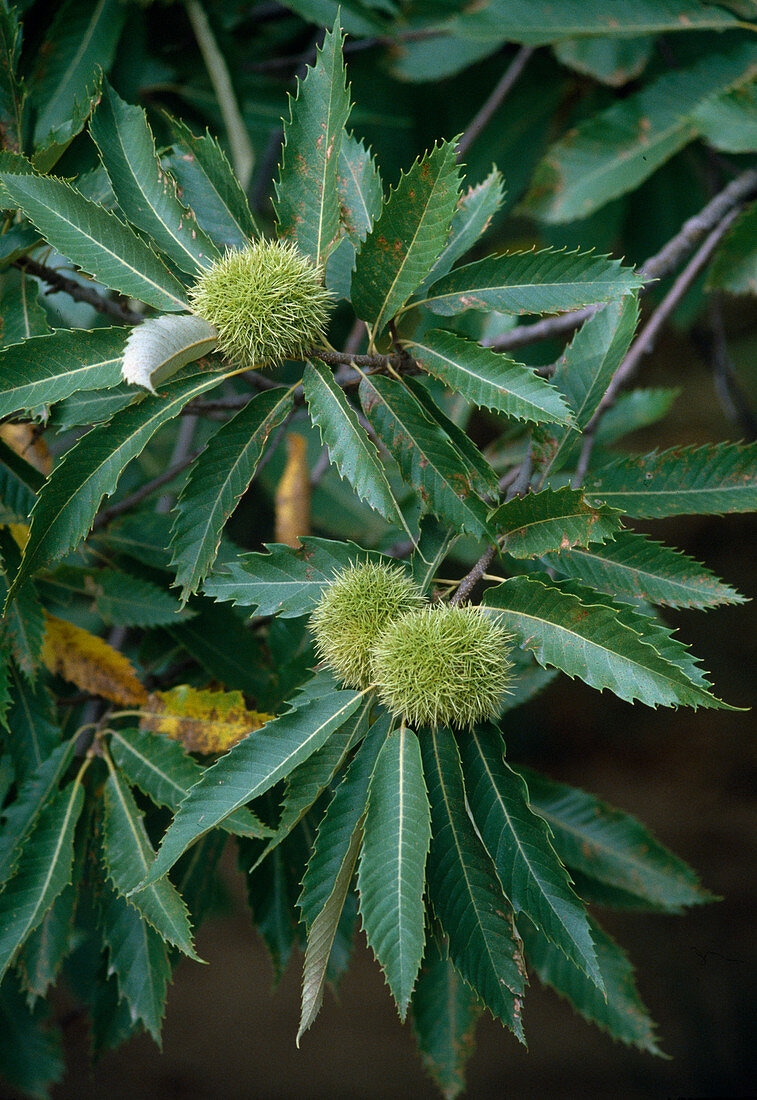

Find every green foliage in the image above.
[170,386,295,599]
[275,21,351,268]
[0,6,754,1095]
[357,725,431,1017]
[352,140,461,333]
[90,80,219,276]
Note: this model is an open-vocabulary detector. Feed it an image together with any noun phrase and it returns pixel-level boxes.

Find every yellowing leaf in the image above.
[8,523,29,549]
[40,613,148,705]
[275,432,311,548]
[139,684,271,754]
[0,423,52,475]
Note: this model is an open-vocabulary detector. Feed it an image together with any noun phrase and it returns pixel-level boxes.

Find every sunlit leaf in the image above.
[139,685,271,754]
[358,725,431,1018]
[90,80,219,275]
[275,20,351,267]
[352,140,461,333]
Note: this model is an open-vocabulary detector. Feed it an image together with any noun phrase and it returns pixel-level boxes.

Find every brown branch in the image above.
[456,47,533,162]
[485,167,757,357]
[14,257,143,325]
[93,454,196,528]
[450,444,532,606]
[571,210,741,487]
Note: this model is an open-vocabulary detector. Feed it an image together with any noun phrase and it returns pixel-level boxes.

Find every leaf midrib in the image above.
[469,730,595,972]
[430,734,515,998]
[490,581,716,704]
[106,92,207,271]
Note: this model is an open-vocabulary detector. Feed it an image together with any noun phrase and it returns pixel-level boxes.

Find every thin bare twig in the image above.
[572,210,741,487]
[184,0,255,188]
[157,413,198,512]
[14,257,143,325]
[451,443,532,606]
[93,454,196,528]
[456,48,533,162]
[485,167,757,357]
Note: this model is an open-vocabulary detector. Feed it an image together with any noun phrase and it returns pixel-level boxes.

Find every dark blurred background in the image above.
[44,327,756,1100]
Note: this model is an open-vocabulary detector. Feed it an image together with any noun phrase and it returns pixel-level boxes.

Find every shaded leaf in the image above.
[536,295,639,477]
[170,386,294,600]
[32,72,102,176]
[543,529,745,609]
[0,173,188,312]
[483,573,728,709]
[461,725,602,989]
[8,365,238,596]
[521,41,757,221]
[298,819,362,1044]
[521,916,662,1054]
[0,328,126,419]
[102,767,198,960]
[404,329,573,427]
[275,20,351,267]
[40,613,147,706]
[166,599,270,701]
[4,670,60,781]
[255,692,371,867]
[519,765,713,911]
[352,140,461,333]
[303,359,406,526]
[554,35,653,87]
[593,387,679,448]
[98,884,171,1044]
[0,268,51,347]
[0,972,64,1099]
[0,526,44,676]
[418,249,642,317]
[0,4,23,154]
[0,435,42,522]
[17,878,76,1005]
[706,201,757,296]
[420,727,526,1040]
[203,535,391,616]
[694,83,757,154]
[140,690,364,888]
[90,80,218,275]
[411,938,480,1100]
[109,726,271,839]
[454,0,739,46]
[358,726,431,1018]
[417,169,506,294]
[360,373,492,539]
[585,442,757,517]
[0,779,84,981]
[299,713,391,928]
[489,486,622,558]
[30,0,125,145]
[240,824,310,981]
[167,116,258,250]
[139,685,270,754]
[93,568,192,628]
[0,739,75,892]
